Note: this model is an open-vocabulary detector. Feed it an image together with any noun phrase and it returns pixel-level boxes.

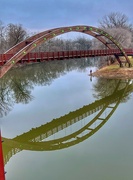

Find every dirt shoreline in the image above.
[91,66,133,79]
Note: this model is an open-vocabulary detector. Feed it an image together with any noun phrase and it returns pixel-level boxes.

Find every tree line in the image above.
[0,12,133,53]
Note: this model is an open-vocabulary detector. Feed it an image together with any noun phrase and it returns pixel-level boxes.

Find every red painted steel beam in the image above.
[0,131,5,180]
[0,49,133,65]
[0,49,133,69]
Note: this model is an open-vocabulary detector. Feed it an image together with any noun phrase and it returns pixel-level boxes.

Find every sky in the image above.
[0,0,133,33]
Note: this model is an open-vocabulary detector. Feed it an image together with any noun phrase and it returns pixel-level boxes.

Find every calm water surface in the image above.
[0,58,133,180]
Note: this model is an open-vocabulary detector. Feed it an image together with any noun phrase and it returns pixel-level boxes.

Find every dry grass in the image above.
[92,56,133,79]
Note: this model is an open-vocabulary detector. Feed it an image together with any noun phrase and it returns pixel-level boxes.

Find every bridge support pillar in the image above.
[115,54,132,68]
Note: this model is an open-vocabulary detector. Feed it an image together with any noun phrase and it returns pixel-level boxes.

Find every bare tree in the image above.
[99,12,132,30]
[92,27,132,49]
[73,37,92,50]
[0,20,6,53]
[107,27,132,48]
[6,23,28,49]
[93,12,133,49]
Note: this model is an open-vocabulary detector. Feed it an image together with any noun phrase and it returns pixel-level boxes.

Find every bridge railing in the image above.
[0,49,133,66]
[0,54,13,65]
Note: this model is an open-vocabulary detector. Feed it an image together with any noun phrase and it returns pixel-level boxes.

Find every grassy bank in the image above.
[92,56,133,79]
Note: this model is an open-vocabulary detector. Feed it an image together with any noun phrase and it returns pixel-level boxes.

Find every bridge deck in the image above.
[0,49,133,66]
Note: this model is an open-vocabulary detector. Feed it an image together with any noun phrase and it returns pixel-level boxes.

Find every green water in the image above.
[0,58,133,180]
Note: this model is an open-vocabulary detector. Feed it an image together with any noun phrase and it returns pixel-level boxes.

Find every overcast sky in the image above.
[0,0,133,32]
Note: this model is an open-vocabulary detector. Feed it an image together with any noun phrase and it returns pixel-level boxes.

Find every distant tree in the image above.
[92,27,132,49]
[106,27,132,48]
[99,12,132,30]
[91,12,133,50]
[64,39,73,51]
[53,38,66,51]
[73,37,92,50]
[0,20,6,53]
[5,23,28,49]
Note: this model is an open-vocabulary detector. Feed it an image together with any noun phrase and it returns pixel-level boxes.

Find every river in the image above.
[0,58,133,180]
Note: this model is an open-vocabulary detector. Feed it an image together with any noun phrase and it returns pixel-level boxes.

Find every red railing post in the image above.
[53,52,55,60]
[40,52,43,61]
[62,51,65,59]
[57,52,59,60]
[67,51,69,59]
[0,54,3,66]
[34,52,37,62]
[2,54,6,64]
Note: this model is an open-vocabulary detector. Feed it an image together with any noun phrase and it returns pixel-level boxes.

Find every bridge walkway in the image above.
[0,49,133,66]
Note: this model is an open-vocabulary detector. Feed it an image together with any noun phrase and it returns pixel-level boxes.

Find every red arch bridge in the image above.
[0,25,133,78]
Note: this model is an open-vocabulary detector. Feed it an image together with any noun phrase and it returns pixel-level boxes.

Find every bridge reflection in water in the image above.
[1,79,133,171]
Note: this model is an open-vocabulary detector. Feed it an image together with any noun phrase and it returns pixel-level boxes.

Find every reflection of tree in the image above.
[0,58,93,117]
[93,78,132,102]
[0,81,13,117]
[0,75,34,117]
[11,78,33,104]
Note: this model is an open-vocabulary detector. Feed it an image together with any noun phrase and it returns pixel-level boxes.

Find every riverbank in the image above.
[92,57,133,79]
